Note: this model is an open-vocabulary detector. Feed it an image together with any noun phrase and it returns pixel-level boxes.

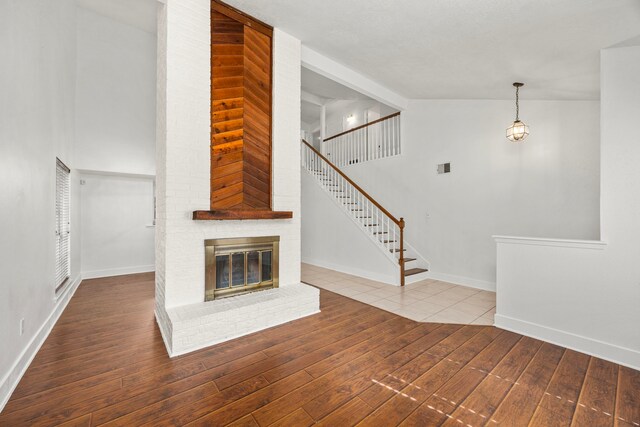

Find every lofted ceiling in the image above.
[224,0,640,100]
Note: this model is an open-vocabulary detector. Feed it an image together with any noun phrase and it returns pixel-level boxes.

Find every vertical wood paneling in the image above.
[211,10,245,209]
[210,4,272,211]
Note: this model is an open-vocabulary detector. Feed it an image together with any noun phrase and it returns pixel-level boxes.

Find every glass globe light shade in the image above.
[506,120,529,142]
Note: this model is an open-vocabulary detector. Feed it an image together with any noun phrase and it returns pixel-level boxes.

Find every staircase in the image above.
[302,139,429,286]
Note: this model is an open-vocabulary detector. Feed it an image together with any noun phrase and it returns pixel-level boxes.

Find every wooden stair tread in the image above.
[404,268,428,276]
[390,248,406,252]
[403,257,417,262]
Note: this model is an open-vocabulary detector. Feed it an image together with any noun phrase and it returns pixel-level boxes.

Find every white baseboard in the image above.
[495,314,640,371]
[82,264,155,280]
[426,271,496,292]
[0,275,82,412]
[302,258,399,286]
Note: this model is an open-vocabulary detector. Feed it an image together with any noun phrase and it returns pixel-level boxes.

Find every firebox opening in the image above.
[205,236,279,300]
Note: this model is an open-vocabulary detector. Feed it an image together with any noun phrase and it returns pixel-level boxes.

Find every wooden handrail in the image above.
[302,139,401,225]
[303,139,406,285]
[323,111,400,142]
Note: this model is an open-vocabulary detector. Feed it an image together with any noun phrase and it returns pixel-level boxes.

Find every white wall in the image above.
[75,7,156,176]
[80,173,155,278]
[0,0,82,409]
[301,172,399,284]
[494,45,640,370]
[74,6,157,278]
[324,99,397,138]
[337,99,601,289]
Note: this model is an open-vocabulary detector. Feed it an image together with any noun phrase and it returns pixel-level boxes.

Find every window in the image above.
[55,158,71,292]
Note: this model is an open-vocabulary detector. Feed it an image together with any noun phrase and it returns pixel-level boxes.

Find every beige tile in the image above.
[390,308,429,322]
[307,278,333,286]
[424,308,477,324]
[349,292,384,304]
[431,280,458,290]
[384,293,423,305]
[442,285,481,298]
[400,289,432,301]
[481,312,495,322]
[450,301,492,317]
[333,287,363,297]
[318,282,342,292]
[417,282,453,294]
[425,293,468,307]
[471,317,493,325]
[482,307,496,316]
[404,301,447,316]
[368,281,391,289]
[460,295,496,310]
[340,283,373,293]
[370,299,403,312]
[407,279,438,286]
[409,286,446,297]
[473,290,497,300]
[369,288,399,298]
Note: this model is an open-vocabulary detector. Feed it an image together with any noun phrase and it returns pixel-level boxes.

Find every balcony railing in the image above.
[322,112,401,168]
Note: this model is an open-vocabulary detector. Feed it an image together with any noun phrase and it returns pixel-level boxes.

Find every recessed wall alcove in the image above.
[193,0,293,221]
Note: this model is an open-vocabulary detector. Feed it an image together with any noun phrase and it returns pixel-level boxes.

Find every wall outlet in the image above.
[20,318,25,336]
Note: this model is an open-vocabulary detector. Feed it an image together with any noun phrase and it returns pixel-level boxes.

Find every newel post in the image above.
[399,217,405,286]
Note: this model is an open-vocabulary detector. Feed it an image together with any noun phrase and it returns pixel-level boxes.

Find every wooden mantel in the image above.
[193,210,293,220]
[194,1,292,221]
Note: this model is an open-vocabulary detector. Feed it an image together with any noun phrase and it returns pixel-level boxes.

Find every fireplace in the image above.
[205,236,279,300]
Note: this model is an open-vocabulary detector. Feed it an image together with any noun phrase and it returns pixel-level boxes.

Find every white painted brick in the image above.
[155,0,314,356]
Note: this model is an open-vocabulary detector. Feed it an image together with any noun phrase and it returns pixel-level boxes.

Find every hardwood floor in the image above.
[1,273,638,426]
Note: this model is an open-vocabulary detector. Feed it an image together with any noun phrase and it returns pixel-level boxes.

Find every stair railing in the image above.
[322,112,401,167]
[302,139,407,286]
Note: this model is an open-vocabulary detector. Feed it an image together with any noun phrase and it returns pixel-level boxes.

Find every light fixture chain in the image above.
[515,85,520,121]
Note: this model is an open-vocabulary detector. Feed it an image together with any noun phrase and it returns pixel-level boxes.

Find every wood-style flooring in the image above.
[0,273,638,426]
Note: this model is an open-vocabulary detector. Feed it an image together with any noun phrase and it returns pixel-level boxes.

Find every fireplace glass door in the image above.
[205,236,279,300]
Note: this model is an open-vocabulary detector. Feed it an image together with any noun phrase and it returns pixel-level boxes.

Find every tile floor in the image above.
[301,263,496,325]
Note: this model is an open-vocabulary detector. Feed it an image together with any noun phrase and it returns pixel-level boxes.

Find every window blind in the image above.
[55,158,71,292]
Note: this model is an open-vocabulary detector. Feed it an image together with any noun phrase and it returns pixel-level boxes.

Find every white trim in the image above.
[302,258,398,286]
[77,169,156,180]
[82,265,155,280]
[426,271,496,292]
[0,275,82,412]
[495,314,640,371]
[301,46,408,111]
[493,235,607,250]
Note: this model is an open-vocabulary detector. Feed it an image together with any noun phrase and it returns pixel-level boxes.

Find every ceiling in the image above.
[302,67,372,101]
[224,0,640,100]
[75,0,157,34]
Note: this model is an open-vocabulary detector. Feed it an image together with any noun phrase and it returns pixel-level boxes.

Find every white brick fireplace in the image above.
[155,0,319,356]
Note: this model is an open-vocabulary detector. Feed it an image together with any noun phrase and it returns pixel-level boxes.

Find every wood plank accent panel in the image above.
[211,9,245,210]
[1,272,639,426]
[209,2,274,212]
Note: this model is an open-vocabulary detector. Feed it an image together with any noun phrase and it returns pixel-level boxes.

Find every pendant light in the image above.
[506,82,529,142]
